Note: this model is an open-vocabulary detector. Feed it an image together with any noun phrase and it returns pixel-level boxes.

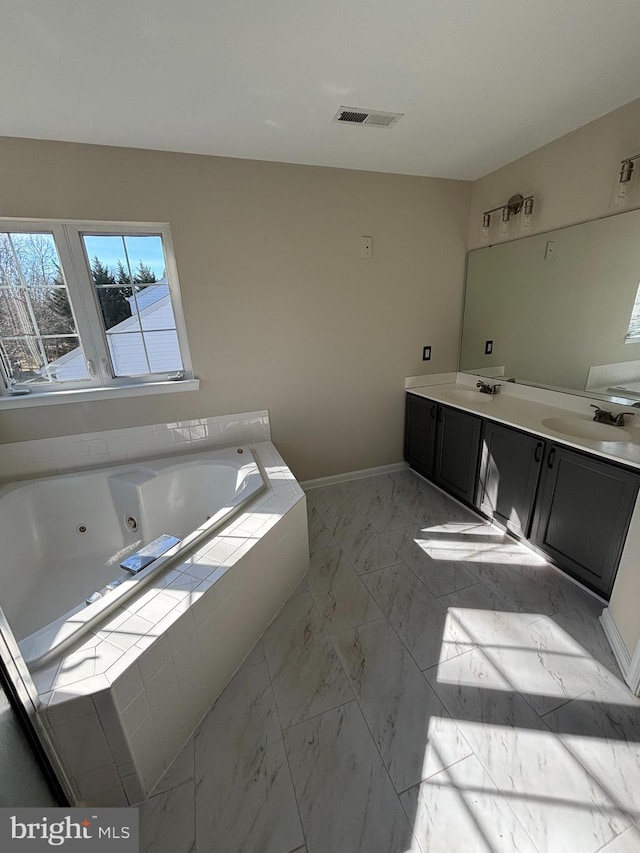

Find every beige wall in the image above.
[469,97,640,249]
[0,137,470,480]
[469,96,640,660]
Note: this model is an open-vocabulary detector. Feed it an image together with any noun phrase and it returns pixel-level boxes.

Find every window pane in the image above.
[11,233,61,287]
[626,283,640,339]
[41,338,89,381]
[145,330,183,372]
[95,285,137,331]
[0,338,44,383]
[30,288,77,335]
[0,234,21,287]
[0,336,88,384]
[123,235,165,282]
[0,232,88,387]
[83,235,131,282]
[107,332,151,376]
[0,288,36,336]
[137,284,178,332]
[83,233,183,377]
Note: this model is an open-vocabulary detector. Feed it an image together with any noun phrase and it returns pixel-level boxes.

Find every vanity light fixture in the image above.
[481,193,534,239]
[617,155,639,199]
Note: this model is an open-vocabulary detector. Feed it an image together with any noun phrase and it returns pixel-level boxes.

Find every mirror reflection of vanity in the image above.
[460,207,640,405]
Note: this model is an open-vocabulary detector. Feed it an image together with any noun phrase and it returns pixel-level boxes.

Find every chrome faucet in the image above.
[590,405,634,427]
[476,380,501,396]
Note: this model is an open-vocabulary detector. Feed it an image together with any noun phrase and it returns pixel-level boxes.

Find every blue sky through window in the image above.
[82,234,166,279]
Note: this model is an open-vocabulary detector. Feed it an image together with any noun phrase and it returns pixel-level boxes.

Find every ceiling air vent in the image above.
[333,107,404,128]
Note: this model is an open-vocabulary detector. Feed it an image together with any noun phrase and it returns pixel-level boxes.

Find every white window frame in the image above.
[0,218,198,407]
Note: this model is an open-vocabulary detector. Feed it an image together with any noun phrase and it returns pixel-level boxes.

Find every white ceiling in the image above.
[3,0,640,180]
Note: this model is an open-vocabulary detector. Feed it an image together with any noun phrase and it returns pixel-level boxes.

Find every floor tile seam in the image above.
[375,608,463,694]
[465,687,634,845]
[144,776,194,804]
[307,543,385,635]
[328,615,388,644]
[481,576,566,620]
[323,608,388,640]
[437,607,590,714]
[524,684,593,719]
[357,563,469,673]
[434,578,495,605]
[325,640,416,817]
[260,641,309,852]
[537,703,640,832]
[389,557,447,613]
[453,745,546,853]
[281,697,357,734]
[355,560,405,577]
[397,557,482,601]
[593,825,639,853]
[394,751,475,798]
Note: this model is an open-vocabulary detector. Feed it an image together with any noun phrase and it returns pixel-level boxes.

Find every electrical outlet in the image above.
[361,236,373,258]
[485,340,493,355]
[423,346,431,361]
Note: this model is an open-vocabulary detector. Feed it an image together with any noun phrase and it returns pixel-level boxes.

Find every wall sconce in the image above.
[617,154,639,200]
[482,193,534,240]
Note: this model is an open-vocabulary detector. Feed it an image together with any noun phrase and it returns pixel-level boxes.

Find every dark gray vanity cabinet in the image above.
[404,392,640,599]
[478,422,545,539]
[404,395,482,504]
[404,394,437,478]
[530,445,639,598]
[433,404,483,505]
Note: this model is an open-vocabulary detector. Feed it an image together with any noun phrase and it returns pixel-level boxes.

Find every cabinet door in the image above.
[433,405,482,505]
[404,394,437,479]
[479,422,544,538]
[531,445,639,598]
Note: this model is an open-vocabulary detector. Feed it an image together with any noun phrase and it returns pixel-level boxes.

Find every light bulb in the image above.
[523,197,534,228]
[617,181,629,200]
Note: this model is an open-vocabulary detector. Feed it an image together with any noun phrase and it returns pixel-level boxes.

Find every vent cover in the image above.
[333,106,404,128]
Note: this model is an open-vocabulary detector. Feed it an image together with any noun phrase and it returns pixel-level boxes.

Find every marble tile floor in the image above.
[139,469,640,853]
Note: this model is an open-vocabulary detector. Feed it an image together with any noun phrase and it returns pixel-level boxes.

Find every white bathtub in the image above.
[1,446,265,668]
[1,426,308,807]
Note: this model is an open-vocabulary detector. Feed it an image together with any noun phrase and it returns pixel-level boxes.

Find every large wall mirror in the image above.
[460,207,640,404]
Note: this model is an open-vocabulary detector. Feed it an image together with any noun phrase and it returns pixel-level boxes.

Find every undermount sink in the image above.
[442,389,496,405]
[541,416,632,443]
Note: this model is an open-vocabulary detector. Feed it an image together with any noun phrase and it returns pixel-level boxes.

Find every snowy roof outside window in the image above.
[41,281,182,380]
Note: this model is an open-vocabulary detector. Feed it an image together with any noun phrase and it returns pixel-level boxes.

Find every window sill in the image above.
[0,378,200,409]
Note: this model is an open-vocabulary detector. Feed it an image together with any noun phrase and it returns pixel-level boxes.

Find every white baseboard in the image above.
[301,461,409,490]
[600,607,638,692]
[628,651,640,695]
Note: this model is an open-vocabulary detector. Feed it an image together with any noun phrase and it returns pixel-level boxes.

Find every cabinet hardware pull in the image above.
[534,442,543,463]
[431,404,436,420]
[437,407,443,423]
[547,447,556,469]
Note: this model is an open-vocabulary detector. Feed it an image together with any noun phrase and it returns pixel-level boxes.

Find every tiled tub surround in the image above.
[138,469,640,853]
[27,439,309,807]
[0,410,270,483]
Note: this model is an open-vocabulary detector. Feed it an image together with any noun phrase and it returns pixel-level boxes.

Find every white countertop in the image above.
[407,380,640,471]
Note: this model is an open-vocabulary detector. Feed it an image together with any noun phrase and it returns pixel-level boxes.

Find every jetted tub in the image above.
[1,445,265,668]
